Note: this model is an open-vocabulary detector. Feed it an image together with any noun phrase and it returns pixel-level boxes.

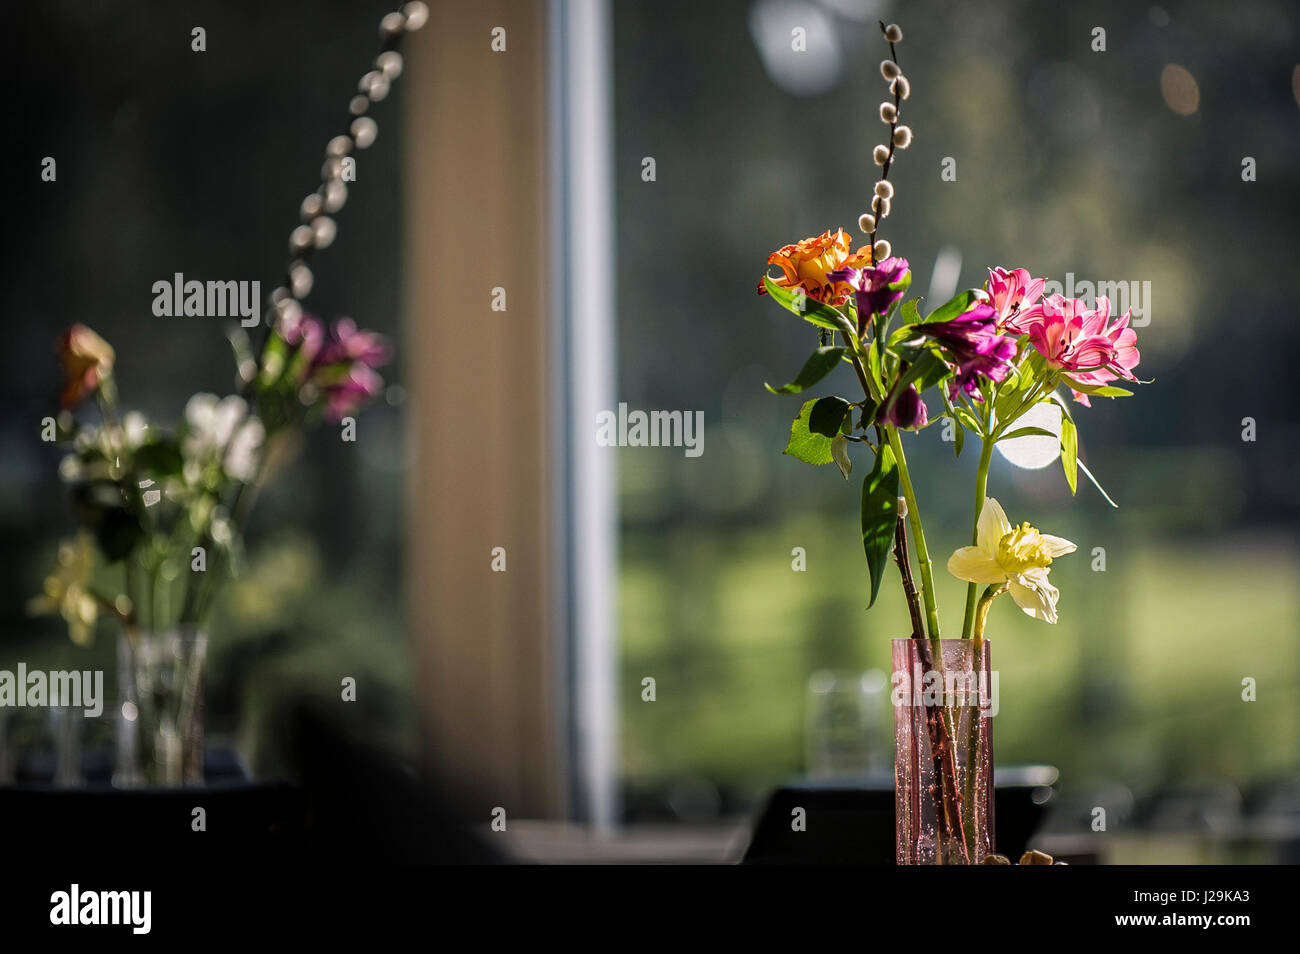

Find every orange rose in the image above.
[57,324,115,409]
[757,228,873,305]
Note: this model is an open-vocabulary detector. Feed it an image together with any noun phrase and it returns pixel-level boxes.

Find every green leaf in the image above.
[69,481,145,562]
[992,384,1028,426]
[831,434,852,481]
[881,350,948,421]
[861,445,899,609]
[922,289,983,324]
[134,438,183,477]
[866,335,885,394]
[809,396,852,437]
[1059,412,1078,494]
[857,397,879,431]
[912,353,951,393]
[900,298,923,325]
[952,407,981,433]
[1067,380,1134,398]
[94,507,145,563]
[1078,458,1119,508]
[765,346,846,395]
[938,389,965,457]
[768,346,848,397]
[783,399,834,466]
[762,275,848,332]
[888,324,925,348]
[999,425,1058,441]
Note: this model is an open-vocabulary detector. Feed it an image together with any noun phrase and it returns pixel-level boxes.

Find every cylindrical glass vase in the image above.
[115,628,207,787]
[892,638,994,864]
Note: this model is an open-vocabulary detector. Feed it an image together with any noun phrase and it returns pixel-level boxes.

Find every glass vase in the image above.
[115,628,208,787]
[892,637,994,864]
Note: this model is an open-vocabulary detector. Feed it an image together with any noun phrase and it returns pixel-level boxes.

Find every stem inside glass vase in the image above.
[115,628,208,788]
[893,638,993,864]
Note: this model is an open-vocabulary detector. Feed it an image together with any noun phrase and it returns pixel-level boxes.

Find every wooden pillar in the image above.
[402,0,563,819]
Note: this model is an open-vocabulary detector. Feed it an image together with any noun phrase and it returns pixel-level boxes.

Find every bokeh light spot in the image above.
[1160,63,1199,116]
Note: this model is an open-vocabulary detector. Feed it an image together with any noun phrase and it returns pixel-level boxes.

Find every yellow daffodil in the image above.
[27,534,101,645]
[947,497,1075,623]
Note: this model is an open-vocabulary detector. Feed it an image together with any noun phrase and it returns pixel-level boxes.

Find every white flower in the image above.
[183,393,263,482]
[185,394,246,455]
[947,497,1076,623]
[223,417,264,483]
[122,411,149,449]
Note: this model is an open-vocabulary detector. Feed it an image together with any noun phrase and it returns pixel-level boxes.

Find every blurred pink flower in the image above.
[281,312,325,366]
[318,317,390,367]
[310,318,390,421]
[320,364,385,422]
[274,313,390,420]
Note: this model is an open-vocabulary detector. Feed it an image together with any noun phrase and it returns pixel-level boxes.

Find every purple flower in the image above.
[276,314,391,421]
[318,317,390,367]
[922,302,1018,398]
[827,256,910,320]
[281,313,325,366]
[308,320,390,421]
[883,382,928,430]
[321,364,385,422]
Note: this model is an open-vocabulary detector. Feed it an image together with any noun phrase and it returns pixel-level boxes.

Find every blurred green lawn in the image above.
[620,511,1300,802]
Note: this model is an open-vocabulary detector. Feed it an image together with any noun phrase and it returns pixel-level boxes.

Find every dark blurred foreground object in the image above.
[0,705,502,863]
[741,766,1058,864]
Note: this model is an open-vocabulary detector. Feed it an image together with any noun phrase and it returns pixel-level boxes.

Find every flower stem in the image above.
[884,425,940,641]
[961,437,995,638]
[960,584,1004,854]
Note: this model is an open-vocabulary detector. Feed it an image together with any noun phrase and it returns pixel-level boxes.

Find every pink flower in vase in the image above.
[310,318,391,421]
[318,317,390,367]
[883,382,929,430]
[985,267,1046,332]
[921,302,1018,399]
[1015,295,1141,405]
[827,256,911,320]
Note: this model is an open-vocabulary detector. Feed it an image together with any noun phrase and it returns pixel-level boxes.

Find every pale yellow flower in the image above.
[947,497,1076,623]
[27,534,101,645]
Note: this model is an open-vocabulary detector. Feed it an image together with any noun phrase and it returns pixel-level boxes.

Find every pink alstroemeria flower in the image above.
[1016,295,1141,406]
[986,267,1046,332]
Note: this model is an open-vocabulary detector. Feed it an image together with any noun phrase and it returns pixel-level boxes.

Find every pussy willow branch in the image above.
[893,513,924,640]
[911,631,970,863]
[244,5,426,385]
[868,22,902,254]
[177,6,427,629]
